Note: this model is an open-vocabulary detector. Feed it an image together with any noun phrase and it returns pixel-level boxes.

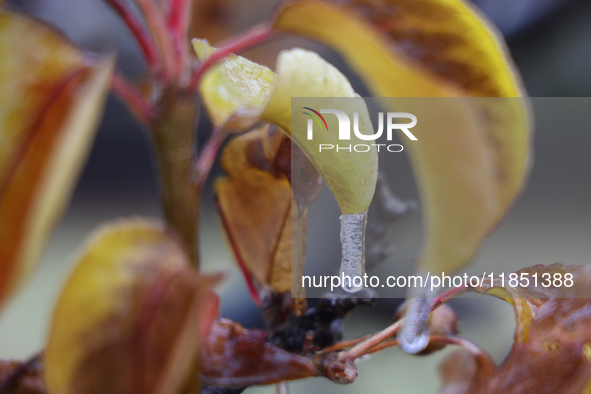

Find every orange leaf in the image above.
[201,317,317,386]
[45,218,221,394]
[0,11,114,308]
[215,125,320,302]
[439,264,591,393]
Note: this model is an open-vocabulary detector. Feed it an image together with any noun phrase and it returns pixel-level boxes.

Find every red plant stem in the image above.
[103,0,160,72]
[135,0,179,81]
[339,318,405,361]
[192,126,226,186]
[111,72,154,123]
[430,284,468,311]
[365,339,399,355]
[322,334,372,354]
[188,25,274,91]
[167,0,192,71]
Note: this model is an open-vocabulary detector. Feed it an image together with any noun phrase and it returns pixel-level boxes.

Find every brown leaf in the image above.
[0,11,115,308]
[0,356,47,394]
[45,219,221,394]
[200,317,318,387]
[439,264,591,393]
[215,125,319,304]
[439,350,493,394]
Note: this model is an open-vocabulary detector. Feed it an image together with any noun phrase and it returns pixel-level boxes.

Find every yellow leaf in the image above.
[261,49,378,215]
[273,0,532,274]
[193,40,377,216]
[0,11,115,308]
[194,43,378,292]
[45,218,221,394]
[192,39,276,129]
[466,264,583,344]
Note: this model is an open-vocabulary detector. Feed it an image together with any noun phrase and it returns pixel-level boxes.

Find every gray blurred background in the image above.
[1,0,591,392]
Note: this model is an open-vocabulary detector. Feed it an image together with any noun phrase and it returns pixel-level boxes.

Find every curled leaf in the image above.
[194,39,377,215]
[201,317,318,387]
[438,349,493,394]
[0,11,115,308]
[439,264,591,393]
[273,0,531,275]
[214,125,293,297]
[196,41,378,292]
[193,39,276,129]
[45,219,220,394]
[261,49,378,215]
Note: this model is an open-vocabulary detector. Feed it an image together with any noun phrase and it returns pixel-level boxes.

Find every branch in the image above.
[188,25,274,91]
[430,284,468,311]
[134,0,180,81]
[103,0,160,72]
[365,338,399,355]
[322,334,372,354]
[339,318,405,360]
[167,0,192,71]
[338,284,472,360]
[192,126,226,187]
[111,72,154,123]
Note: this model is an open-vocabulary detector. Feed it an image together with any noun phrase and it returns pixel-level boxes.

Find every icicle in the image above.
[397,272,438,354]
[339,211,368,293]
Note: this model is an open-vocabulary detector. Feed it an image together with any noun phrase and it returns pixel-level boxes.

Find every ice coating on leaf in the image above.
[192,38,276,129]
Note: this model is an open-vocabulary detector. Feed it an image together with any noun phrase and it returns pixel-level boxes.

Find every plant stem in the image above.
[167,0,192,72]
[430,284,468,311]
[339,318,405,360]
[135,0,179,82]
[192,126,225,186]
[150,87,200,266]
[103,0,160,72]
[111,72,154,123]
